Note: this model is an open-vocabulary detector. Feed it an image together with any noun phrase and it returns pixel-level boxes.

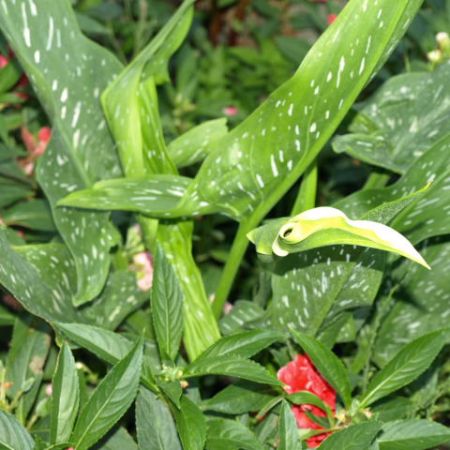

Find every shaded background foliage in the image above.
[0,0,449,449]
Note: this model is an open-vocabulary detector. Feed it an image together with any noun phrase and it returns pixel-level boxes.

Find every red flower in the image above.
[278,355,336,448]
[19,126,52,175]
[327,14,337,25]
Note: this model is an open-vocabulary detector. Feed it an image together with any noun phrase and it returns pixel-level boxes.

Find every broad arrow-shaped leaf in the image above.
[61,0,424,221]
[0,0,123,305]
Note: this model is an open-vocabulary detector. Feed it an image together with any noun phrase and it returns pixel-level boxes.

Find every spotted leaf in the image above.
[333,61,450,174]
[60,0,424,222]
[0,0,123,305]
[374,237,450,366]
[100,0,220,360]
[336,135,450,245]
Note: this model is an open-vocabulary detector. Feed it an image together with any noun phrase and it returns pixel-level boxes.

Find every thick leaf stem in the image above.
[291,162,318,215]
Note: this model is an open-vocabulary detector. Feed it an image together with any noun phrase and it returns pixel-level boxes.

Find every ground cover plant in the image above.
[0,0,449,448]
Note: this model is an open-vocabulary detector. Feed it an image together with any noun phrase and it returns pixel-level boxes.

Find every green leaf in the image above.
[206,418,263,450]
[152,246,184,361]
[287,391,334,422]
[332,61,450,174]
[2,199,56,231]
[0,410,34,450]
[361,330,446,407]
[60,0,424,222]
[136,387,181,450]
[290,330,352,408]
[55,322,133,365]
[71,340,143,450]
[219,300,265,336]
[279,400,301,450]
[335,136,450,245]
[0,0,124,305]
[50,343,79,444]
[97,427,138,450]
[377,420,450,450]
[318,422,381,450]
[173,0,425,220]
[203,382,275,415]
[98,0,220,361]
[5,317,50,423]
[196,329,282,362]
[0,233,82,323]
[174,396,206,450]
[54,322,158,390]
[374,238,450,365]
[168,119,228,168]
[248,207,429,269]
[186,356,281,386]
[271,245,384,341]
[59,175,191,214]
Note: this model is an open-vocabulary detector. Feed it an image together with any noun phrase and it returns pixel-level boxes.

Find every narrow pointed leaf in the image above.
[71,340,143,450]
[173,396,206,450]
[152,246,184,361]
[279,400,301,450]
[185,357,281,386]
[195,329,282,363]
[318,422,381,450]
[50,343,80,444]
[361,330,446,407]
[290,330,352,408]
[377,419,450,450]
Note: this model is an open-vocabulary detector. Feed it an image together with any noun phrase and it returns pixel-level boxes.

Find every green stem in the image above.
[291,162,318,215]
[212,218,256,318]
[362,172,390,191]
[213,154,316,318]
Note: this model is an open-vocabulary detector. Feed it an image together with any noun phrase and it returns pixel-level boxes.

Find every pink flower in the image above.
[223,106,239,117]
[45,384,53,396]
[0,54,9,68]
[278,355,336,448]
[327,14,337,25]
[133,252,153,291]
